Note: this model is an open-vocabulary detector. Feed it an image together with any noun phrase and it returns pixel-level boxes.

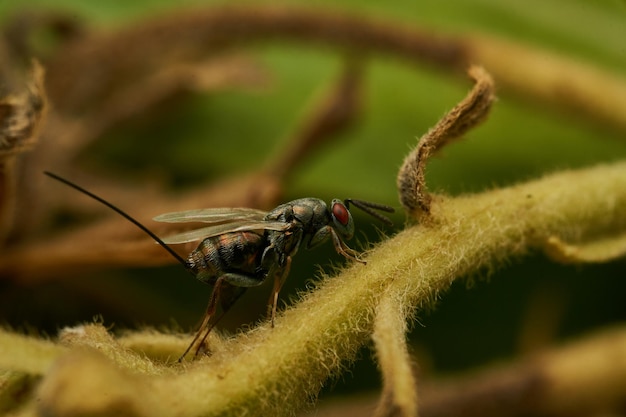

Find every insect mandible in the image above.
[44,172,394,361]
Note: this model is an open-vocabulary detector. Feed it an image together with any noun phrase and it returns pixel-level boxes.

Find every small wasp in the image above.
[44,172,394,361]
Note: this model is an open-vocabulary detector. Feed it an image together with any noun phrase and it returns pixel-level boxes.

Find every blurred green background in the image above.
[1,0,626,398]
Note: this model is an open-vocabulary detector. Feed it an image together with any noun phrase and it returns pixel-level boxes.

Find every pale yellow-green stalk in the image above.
[1,159,626,416]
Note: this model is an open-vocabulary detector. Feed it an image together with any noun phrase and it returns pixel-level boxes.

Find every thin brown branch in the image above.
[465,33,626,133]
[43,6,464,116]
[42,6,626,134]
[265,57,364,178]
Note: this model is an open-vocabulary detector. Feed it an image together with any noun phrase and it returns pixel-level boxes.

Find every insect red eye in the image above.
[332,203,350,226]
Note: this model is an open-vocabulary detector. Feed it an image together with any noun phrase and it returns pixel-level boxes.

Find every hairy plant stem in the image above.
[30,160,626,417]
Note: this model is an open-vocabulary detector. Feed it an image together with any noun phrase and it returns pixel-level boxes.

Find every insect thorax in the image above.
[267,198,330,230]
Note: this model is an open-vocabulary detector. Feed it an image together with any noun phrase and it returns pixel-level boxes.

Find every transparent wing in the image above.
[161,220,289,244]
[153,207,268,224]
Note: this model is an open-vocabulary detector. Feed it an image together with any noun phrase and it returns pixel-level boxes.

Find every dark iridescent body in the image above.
[156,197,394,359]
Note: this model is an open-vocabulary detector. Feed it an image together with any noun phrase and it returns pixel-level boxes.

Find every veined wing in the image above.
[153,207,268,224]
[161,220,289,244]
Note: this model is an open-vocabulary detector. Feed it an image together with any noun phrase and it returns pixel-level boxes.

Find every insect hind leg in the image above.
[179,276,225,362]
[180,272,264,362]
[220,272,266,288]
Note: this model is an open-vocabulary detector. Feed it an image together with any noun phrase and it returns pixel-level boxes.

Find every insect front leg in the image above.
[259,242,291,327]
[329,227,366,264]
[267,256,291,328]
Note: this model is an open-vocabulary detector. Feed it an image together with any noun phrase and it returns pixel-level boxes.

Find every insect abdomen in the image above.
[187,231,265,284]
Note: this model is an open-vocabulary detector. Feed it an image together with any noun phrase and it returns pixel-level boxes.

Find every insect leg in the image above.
[330,228,366,264]
[267,255,292,328]
[219,284,248,312]
[179,276,226,362]
[191,285,249,359]
[184,272,265,361]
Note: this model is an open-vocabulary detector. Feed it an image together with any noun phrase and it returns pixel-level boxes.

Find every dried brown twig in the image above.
[397,65,495,218]
[40,6,626,137]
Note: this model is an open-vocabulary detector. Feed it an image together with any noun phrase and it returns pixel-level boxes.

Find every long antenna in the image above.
[44,171,190,269]
[345,198,395,226]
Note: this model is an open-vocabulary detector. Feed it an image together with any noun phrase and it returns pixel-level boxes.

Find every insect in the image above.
[44,172,394,361]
